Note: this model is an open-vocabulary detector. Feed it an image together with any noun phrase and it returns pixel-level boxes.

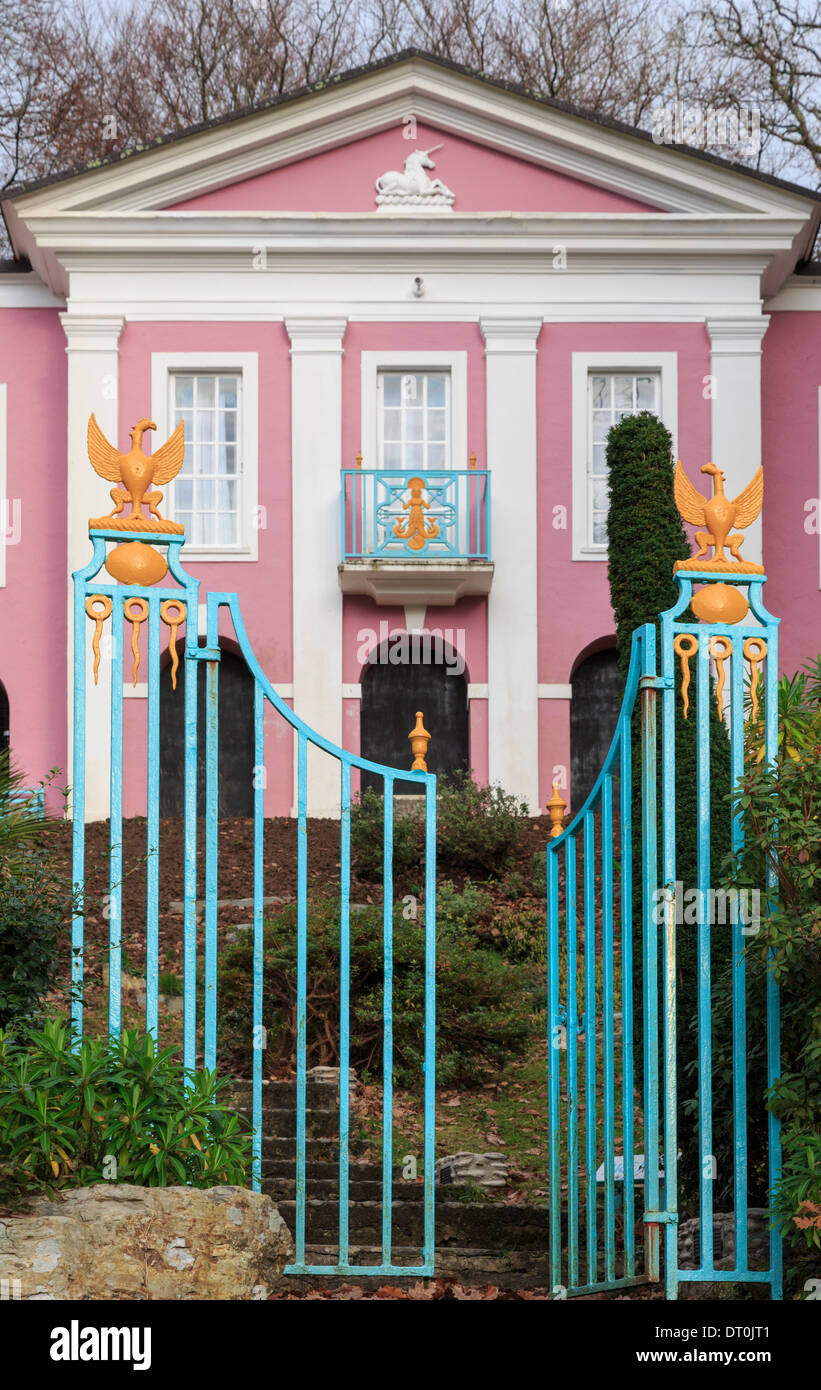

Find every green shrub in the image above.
[486,904,548,964]
[351,786,424,880]
[218,898,537,1090]
[436,771,529,876]
[717,730,821,1295]
[436,878,494,942]
[0,753,73,1029]
[0,1019,251,1204]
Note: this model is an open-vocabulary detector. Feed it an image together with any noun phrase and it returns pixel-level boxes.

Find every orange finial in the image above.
[546,781,567,838]
[408,710,431,771]
[469,451,477,470]
[355,451,363,469]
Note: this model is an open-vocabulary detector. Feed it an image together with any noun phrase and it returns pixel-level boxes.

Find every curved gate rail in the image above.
[547,567,781,1300]
[72,528,437,1279]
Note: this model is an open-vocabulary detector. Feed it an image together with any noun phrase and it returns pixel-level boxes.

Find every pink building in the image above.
[1,52,820,820]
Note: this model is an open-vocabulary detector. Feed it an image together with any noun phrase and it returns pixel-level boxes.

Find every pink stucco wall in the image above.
[0,308,67,808]
[168,123,661,215]
[761,310,821,679]
[536,321,712,811]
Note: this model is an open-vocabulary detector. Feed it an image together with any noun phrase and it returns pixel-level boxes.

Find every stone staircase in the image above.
[228,1078,552,1290]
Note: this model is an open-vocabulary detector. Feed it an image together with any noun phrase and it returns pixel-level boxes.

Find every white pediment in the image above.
[5,55,818,223]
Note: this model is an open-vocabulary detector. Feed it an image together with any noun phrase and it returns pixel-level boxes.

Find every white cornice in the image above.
[285,315,347,352]
[0,273,64,308]
[59,312,125,351]
[481,315,543,351]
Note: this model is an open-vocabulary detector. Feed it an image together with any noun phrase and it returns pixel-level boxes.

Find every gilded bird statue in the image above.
[87,414,185,527]
[674,460,763,564]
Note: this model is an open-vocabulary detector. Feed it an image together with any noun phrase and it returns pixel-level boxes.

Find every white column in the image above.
[706,317,769,566]
[286,316,347,817]
[61,314,124,821]
[481,316,542,813]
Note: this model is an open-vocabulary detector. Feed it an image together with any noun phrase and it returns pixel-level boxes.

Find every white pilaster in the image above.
[481,316,542,812]
[286,316,347,817]
[706,317,769,566]
[61,314,124,821]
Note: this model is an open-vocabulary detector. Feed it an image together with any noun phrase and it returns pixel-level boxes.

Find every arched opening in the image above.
[0,680,8,752]
[360,634,469,795]
[570,645,621,810]
[160,644,254,816]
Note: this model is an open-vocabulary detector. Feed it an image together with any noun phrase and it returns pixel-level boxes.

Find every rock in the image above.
[0,1184,293,1300]
[678,1208,771,1298]
[435,1152,509,1189]
[306,1065,357,1084]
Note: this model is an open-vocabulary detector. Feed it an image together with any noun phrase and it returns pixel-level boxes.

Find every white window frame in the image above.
[360,350,468,471]
[0,384,6,587]
[571,352,678,561]
[150,352,259,561]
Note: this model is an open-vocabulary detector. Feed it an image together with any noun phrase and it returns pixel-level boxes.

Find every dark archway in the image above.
[570,646,621,810]
[360,635,469,795]
[0,680,8,752]
[160,644,254,816]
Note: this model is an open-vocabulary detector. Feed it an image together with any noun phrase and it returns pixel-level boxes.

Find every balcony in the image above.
[339,468,493,606]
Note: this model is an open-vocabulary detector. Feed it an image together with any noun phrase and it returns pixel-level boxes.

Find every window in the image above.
[378,371,451,471]
[170,374,241,547]
[360,351,467,472]
[587,371,660,546]
[151,352,258,561]
[571,352,677,561]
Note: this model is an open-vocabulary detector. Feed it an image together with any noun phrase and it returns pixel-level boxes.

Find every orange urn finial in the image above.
[408,711,431,771]
[546,781,567,838]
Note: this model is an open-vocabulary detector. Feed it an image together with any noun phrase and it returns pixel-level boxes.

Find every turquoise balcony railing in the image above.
[341,469,491,561]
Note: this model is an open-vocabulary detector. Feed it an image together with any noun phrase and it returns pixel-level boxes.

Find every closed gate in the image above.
[547,561,782,1299]
[71,502,436,1277]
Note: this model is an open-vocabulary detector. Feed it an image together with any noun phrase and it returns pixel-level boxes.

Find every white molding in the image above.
[123,683,148,698]
[0,384,6,587]
[60,312,124,352]
[360,349,467,471]
[150,350,259,562]
[538,684,573,699]
[467,683,488,699]
[0,274,64,309]
[480,316,543,352]
[342,683,362,699]
[706,315,770,354]
[285,315,348,352]
[571,351,679,561]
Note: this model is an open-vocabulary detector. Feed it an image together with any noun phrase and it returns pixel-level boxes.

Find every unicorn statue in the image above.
[374,145,455,209]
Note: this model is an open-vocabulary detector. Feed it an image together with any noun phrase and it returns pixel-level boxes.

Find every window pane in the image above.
[175,377,194,409]
[427,375,447,408]
[591,443,607,475]
[197,377,215,409]
[219,411,237,444]
[401,374,421,403]
[427,443,446,469]
[593,478,609,510]
[176,479,193,510]
[592,415,611,444]
[405,443,423,469]
[593,515,607,545]
[614,374,634,408]
[382,409,402,442]
[197,479,215,511]
[195,443,213,475]
[382,374,402,406]
[428,409,446,441]
[383,443,401,468]
[590,375,609,409]
[217,479,236,513]
[218,377,238,410]
[199,512,216,546]
[218,511,237,545]
[406,410,424,441]
[181,441,195,475]
[636,375,656,408]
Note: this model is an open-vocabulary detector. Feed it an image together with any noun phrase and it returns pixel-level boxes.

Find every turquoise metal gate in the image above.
[71,463,436,1278]
[547,560,781,1300]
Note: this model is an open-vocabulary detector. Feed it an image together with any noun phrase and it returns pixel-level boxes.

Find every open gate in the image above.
[547,564,782,1299]
[71,524,436,1278]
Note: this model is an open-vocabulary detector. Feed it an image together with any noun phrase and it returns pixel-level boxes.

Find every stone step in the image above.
[231,1106,338,1139]
[275,1201,550,1250]
[226,1080,340,1108]
[274,1246,554,1293]
[259,1137,370,1161]
[263,1177,426,1202]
